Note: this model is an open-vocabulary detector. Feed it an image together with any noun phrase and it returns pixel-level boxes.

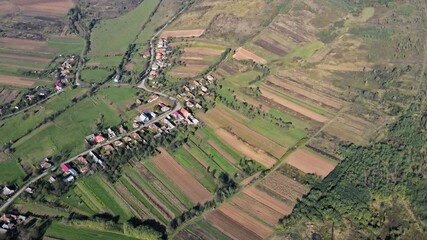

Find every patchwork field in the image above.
[168,40,226,78]
[6,0,75,16]
[0,88,20,105]
[151,148,212,204]
[0,75,35,87]
[233,47,267,64]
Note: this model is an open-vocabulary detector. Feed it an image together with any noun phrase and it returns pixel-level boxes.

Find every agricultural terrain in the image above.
[0,0,426,239]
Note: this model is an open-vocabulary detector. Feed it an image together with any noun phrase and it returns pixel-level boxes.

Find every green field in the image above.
[14,202,68,217]
[45,222,139,240]
[174,148,218,192]
[62,186,99,215]
[88,0,159,67]
[0,159,26,185]
[81,69,113,83]
[0,89,86,145]
[45,36,85,56]
[79,175,133,222]
[11,94,122,163]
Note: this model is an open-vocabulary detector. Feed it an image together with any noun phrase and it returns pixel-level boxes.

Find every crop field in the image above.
[45,222,138,240]
[88,0,159,67]
[233,47,267,64]
[285,149,337,178]
[0,75,35,87]
[205,202,273,240]
[7,0,75,16]
[0,88,20,105]
[168,41,226,78]
[151,148,212,204]
[76,174,133,221]
[174,219,231,240]
[198,106,287,158]
[0,37,84,78]
[127,162,190,214]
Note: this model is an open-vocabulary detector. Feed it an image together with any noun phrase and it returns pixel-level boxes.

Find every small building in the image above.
[64,175,74,183]
[107,128,117,139]
[2,186,15,196]
[60,164,71,173]
[141,49,150,58]
[114,141,124,147]
[114,75,121,83]
[148,95,159,103]
[54,82,63,90]
[151,64,159,71]
[180,108,191,118]
[139,113,150,123]
[95,135,106,144]
[48,177,56,183]
[206,75,215,82]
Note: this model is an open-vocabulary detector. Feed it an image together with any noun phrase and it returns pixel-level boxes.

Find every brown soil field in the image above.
[215,128,276,168]
[260,85,329,123]
[207,140,236,164]
[151,148,211,204]
[14,0,75,15]
[285,149,336,178]
[243,186,293,216]
[0,53,50,63]
[218,203,273,239]
[0,2,15,15]
[260,171,308,204]
[254,36,290,57]
[183,47,223,55]
[267,76,343,109]
[240,172,261,186]
[123,176,175,221]
[233,47,267,64]
[0,75,34,87]
[133,162,187,212]
[0,38,46,50]
[206,210,264,240]
[161,29,205,38]
[168,64,208,78]
[198,107,287,158]
[231,193,283,226]
[0,88,20,105]
[269,11,316,44]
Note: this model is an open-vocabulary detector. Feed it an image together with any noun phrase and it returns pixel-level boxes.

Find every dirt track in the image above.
[151,148,211,204]
[233,47,267,64]
[285,149,336,178]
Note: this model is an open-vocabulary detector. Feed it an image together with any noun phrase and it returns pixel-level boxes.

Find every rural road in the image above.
[0,4,189,213]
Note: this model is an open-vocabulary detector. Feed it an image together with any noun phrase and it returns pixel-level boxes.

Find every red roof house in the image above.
[61,163,71,173]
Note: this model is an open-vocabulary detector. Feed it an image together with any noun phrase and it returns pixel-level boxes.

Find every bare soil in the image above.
[0,38,46,50]
[151,148,211,204]
[233,47,267,64]
[285,149,336,178]
[0,75,35,87]
[243,186,293,216]
[161,29,205,38]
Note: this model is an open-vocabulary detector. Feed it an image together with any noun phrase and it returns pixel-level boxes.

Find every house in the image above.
[119,125,127,134]
[151,64,159,71]
[107,128,117,139]
[139,113,150,123]
[40,161,52,169]
[186,101,194,108]
[102,145,114,155]
[150,112,157,118]
[60,163,71,173]
[201,86,208,92]
[114,140,124,147]
[114,75,121,83]
[89,151,104,167]
[54,82,63,90]
[48,176,56,183]
[77,156,88,165]
[180,108,191,118]
[123,136,132,143]
[95,134,106,144]
[206,75,215,82]
[150,70,158,76]
[136,98,144,105]
[2,186,15,196]
[148,94,159,103]
[159,103,170,112]
[130,132,142,141]
[25,188,33,194]
[141,49,150,58]
[133,122,139,128]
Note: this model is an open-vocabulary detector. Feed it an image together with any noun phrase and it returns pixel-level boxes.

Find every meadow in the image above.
[0,159,26,185]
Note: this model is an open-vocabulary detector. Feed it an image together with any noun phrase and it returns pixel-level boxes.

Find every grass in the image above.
[173,148,217,192]
[81,69,113,83]
[0,88,86,145]
[62,186,99,215]
[284,40,324,62]
[246,116,306,148]
[45,36,85,56]
[11,95,122,163]
[88,0,159,66]
[45,222,138,240]
[0,159,26,185]
[225,70,261,87]
[80,174,133,222]
[396,3,416,16]
[14,202,68,217]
